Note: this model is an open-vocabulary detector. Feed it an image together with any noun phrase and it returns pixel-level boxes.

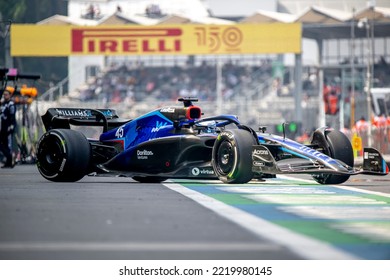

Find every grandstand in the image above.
[27,0,390,138]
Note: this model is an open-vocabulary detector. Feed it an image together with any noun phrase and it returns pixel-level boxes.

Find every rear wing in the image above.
[42,108,129,132]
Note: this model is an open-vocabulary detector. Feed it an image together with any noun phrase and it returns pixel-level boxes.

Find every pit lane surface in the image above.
[0,165,389,260]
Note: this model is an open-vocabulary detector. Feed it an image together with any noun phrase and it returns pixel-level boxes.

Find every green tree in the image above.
[0,0,27,23]
[0,0,67,24]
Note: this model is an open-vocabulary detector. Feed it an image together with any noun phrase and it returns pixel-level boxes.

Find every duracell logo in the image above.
[71,28,182,54]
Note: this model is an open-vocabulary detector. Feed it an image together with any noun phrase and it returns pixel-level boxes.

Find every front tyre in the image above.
[311,128,354,184]
[212,129,256,184]
[37,129,91,182]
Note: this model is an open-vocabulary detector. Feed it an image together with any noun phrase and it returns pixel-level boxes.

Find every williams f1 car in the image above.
[36,98,388,184]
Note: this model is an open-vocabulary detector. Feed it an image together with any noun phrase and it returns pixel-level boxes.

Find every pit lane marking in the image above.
[278,175,390,197]
[330,223,390,242]
[272,176,390,243]
[163,182,357,260]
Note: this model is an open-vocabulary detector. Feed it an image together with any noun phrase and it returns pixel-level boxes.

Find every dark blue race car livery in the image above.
[37,98,388,184]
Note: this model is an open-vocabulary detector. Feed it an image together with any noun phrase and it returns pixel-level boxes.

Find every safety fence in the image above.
[343,126,389,156]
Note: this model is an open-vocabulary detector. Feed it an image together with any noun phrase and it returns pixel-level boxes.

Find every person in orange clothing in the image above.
[355,116,369,132]
[327,88,339,115]
[323,84,331,114]
[373,114,387,128]
[354,116,369,151]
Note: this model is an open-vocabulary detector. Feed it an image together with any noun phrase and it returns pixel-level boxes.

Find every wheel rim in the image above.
[38,135,65,176]
[216,141,235,175]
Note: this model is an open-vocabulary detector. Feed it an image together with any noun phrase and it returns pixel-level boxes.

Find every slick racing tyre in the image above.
[212,129,256,184]
[311,128,354,184]
[132,176,167,183]
[37,129,91,182]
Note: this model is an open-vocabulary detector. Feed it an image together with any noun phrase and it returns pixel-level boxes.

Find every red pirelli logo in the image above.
[72,28,182,54]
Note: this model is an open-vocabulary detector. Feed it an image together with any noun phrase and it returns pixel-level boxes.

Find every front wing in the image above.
[252,145,389,176]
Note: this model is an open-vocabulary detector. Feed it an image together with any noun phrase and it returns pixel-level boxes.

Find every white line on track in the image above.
[0,242,280,252]
[162,182,359,260]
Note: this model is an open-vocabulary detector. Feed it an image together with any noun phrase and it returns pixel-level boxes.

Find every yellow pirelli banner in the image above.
[11,23,301,56]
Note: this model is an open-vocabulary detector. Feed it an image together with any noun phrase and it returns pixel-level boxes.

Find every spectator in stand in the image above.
[74,60,276,107]
[86,4,95,19]
[146,4,162,17]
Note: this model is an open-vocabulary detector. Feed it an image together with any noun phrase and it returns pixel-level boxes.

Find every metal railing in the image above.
[38,77,69,102]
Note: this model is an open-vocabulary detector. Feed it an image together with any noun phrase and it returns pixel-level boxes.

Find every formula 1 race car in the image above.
[36,97,389,184]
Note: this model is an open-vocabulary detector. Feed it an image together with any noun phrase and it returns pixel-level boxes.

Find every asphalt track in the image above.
[0,165,389,260]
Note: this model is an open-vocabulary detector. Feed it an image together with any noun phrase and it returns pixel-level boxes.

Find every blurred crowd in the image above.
[340,115,390,155]
[74,59,274,105]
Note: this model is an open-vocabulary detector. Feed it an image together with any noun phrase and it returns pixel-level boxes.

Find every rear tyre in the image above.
[37,129,91,182]
[212,129,256,184]
[311,129,354,184]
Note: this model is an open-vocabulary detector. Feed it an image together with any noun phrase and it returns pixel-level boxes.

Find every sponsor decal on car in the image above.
[253,161,265,167]
[298,146,333,163]
[151,121,168,132]
[160,107,175,113]
[55,108,92,117]
[100,110,114,117]
[191,167,214,176]
[137,149,154,160]
[253,149,269,155]
[252,146,273,162]
[364,151,380,159]
[220,131,234,140]
[59,158,67,172]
